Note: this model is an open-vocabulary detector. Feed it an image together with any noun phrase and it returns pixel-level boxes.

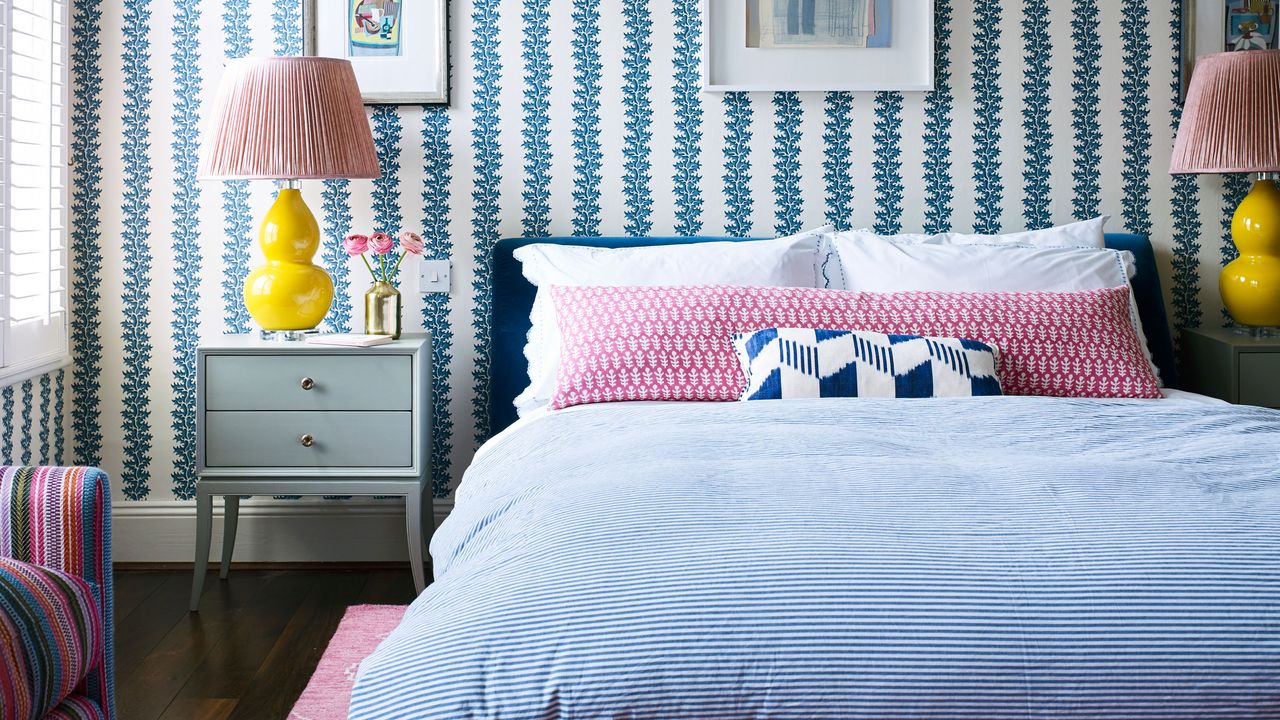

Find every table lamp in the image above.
[199,57,380,339]
[1171,49,1280,330]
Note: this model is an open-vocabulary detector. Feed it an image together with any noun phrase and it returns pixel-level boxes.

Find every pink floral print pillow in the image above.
[547,284,1161,410]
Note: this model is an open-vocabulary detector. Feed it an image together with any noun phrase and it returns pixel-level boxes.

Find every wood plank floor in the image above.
[115,568,416,720]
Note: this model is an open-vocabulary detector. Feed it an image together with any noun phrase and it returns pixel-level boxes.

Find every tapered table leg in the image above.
[220,495,239,579]
[190,489,213,611]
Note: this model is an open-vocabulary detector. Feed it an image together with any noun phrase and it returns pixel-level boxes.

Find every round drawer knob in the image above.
[300,377,315,391]
[300,434,314,448]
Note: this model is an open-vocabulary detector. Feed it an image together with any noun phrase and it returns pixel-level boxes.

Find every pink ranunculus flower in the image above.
[398,231,425,255]
[369,232,395,254]
[343,233,369,255]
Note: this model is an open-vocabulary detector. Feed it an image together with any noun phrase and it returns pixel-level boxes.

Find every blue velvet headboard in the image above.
[489,233,1179,434]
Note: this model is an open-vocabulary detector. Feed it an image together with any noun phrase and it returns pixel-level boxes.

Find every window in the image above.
[0,0,70,385]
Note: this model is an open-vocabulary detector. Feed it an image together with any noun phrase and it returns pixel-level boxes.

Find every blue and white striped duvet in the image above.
[350,397,1280,719]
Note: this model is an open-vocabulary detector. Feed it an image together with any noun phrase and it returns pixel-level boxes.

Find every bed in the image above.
[349,235,1280,719]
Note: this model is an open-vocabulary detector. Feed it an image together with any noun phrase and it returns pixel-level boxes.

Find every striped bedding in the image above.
[350,397,1280,719]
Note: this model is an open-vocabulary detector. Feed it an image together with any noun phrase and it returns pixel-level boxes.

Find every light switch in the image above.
[417,259,451,294]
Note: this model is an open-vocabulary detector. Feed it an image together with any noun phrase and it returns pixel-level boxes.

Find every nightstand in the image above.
[1180,326,1280,408]
[189,334,431,611]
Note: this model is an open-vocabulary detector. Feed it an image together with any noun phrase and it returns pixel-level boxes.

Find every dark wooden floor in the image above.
[115,568,416,720]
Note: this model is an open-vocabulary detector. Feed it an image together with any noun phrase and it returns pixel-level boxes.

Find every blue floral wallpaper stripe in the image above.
[671,0,704,237]
[170,0,202,501]
[1121,4,1153,237]
[822,92,854,232]
[3,387,13,463]
[55,370,66,465]
[722,92,754,237]
[421,106,455,497]
[69,0,103,467]
[55,0,1244,501]
[921,0,953,235]
[571,0,603,237]
[469,0,503,446]
[371,107,405,241]
[621,0,653,236]
[971,2,1004,234]
[20,382,32,465]
[1021,0,1052,230]
[520,0,552,238]
[872,92,903,235]
[39,376,51,463]
[771,92,803,236]
[119,0,154,501]
[319,178,355,333]
[1070,0,1102,219]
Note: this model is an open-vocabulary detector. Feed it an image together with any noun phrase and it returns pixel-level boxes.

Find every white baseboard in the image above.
[112,498,454,564]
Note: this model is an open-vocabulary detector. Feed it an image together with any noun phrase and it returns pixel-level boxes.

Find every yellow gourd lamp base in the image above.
[243,184,334,335]
[1222,177,1280,328]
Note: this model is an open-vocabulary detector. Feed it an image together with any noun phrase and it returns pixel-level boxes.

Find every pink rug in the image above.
[289,604,407,720]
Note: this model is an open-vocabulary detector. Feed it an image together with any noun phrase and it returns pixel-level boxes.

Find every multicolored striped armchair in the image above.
[0,466,114,719]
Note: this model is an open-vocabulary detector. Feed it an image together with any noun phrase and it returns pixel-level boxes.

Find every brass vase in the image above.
[364,281,402,338]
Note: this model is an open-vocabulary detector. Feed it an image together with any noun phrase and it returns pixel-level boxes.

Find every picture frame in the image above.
[702,0,934,92]
[1181,0,1196,101]
[304,0,449,105]
[1182,0,1279,101]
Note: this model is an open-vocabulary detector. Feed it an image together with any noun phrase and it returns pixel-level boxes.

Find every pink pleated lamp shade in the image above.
[198,57,380,180]
[1171,49,1280,175]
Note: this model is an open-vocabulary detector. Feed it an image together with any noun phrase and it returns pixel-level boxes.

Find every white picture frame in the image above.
[702,0,934,92]
[304,0,449,105]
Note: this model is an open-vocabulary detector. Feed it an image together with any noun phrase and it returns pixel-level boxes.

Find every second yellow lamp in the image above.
[1172,49,1280,329]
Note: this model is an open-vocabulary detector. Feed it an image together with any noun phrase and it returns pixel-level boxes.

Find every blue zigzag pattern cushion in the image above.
[733,328,1003,400]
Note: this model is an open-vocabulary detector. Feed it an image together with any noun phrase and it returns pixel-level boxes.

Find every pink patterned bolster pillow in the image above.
[548,284,1161,409]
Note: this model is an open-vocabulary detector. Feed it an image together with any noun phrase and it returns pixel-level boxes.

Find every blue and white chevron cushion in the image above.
[732,328,1003,400]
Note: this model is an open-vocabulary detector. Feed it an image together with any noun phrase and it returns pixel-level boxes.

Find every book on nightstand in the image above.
[304,333,396,348]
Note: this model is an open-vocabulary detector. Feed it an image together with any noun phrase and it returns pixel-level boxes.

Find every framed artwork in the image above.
[1223,0,1277,50]
[703,0,934,92]
[1182,0,1278,100]
[304,0,449,105]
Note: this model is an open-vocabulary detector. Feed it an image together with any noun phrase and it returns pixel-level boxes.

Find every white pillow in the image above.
[827,237,1163,385]
[835,217,1108,250]
[946,216,1108,247]
[512,228,829,416]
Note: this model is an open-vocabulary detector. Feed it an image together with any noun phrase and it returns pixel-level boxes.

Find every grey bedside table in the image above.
[189,333,432,611]
[1181,326,1280,408]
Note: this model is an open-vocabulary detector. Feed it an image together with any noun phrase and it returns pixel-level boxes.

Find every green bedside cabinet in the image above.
[190,334,432,611]
[1181,326,1280,408]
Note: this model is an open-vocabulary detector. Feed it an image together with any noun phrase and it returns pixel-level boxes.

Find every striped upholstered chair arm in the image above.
[0,466,114,719]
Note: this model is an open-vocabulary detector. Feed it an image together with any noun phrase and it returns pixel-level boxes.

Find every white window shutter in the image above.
[0,0,71,384]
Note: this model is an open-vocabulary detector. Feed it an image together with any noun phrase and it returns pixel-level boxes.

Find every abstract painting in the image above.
[349,0,402,57]
[1224,0,1277,50]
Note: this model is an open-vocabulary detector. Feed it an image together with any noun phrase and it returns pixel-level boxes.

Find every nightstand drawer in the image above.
[1239,353,1280,407]
[205,355,412,411]
[204,411,413,467]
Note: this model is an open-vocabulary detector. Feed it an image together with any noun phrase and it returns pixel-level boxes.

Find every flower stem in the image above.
[379,253,388,282]
[361,254,377,281]
[392,251,408,274]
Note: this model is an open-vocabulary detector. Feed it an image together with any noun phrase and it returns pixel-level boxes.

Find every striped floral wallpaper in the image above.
[0,372,70,469]
[64,0,1237,502]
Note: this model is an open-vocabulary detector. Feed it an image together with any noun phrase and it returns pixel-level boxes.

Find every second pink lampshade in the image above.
[1171,49,1280,175]
[198,56,380,181]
